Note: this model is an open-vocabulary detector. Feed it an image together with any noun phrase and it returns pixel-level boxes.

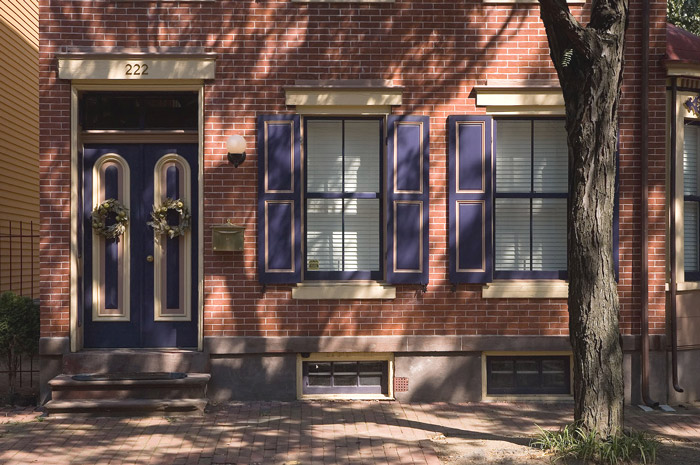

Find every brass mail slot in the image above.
[212,223,246,252]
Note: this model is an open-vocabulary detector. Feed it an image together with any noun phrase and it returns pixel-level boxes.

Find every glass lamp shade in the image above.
[226,135,247,155]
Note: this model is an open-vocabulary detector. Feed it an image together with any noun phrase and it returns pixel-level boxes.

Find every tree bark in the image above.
[538,0,628,437]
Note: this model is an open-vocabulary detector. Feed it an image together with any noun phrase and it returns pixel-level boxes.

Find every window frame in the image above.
[302,116,385,281]
[485,354,572,396]
[493,117,569,280]
[297,353,395,400]
[683,121,700,282]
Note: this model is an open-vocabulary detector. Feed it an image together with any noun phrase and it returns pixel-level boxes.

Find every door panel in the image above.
[83,144,198,348]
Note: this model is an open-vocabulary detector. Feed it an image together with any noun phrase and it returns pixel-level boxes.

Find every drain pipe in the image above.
[669,77,684,394]
[640,0,659,407]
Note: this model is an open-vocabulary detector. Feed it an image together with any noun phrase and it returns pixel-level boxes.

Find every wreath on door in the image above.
[148,197,191,239]
[91,198,129,239]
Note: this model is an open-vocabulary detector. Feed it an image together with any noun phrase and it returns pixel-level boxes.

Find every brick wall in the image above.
[39,1,667,338]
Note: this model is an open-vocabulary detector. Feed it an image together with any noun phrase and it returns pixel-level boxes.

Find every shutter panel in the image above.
[449,115,493,283]
[386,115,429,285]
[257,115,302,284]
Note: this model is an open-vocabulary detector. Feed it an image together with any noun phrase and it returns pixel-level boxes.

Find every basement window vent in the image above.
[302,360,389,396]
[486,355,571,395]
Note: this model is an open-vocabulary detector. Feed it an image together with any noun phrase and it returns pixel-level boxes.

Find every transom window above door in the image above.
[80,92,198,131]
[304,118,383,280]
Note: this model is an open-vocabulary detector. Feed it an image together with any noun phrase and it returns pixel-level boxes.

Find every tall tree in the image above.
[537,0,627,436]
[668,0,700,35]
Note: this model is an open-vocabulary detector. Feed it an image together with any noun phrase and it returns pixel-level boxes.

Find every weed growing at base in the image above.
[531,423,658,464]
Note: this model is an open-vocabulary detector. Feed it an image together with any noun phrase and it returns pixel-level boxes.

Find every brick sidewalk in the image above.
[0,402,697,464]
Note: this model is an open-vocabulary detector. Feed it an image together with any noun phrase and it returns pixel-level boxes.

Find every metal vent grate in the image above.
[394,377,409,392]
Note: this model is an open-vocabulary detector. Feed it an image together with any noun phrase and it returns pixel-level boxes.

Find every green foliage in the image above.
[0,292,40,397]
[669,0,700,36]
[531,423,658,464]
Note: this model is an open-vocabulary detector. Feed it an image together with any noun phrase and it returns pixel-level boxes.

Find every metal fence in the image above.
[0,220,39,299]
[0,220,40,394]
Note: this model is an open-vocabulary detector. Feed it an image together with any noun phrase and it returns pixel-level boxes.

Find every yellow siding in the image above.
[0,0,39,298]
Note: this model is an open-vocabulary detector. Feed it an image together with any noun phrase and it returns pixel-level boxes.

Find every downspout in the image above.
[640,0,659,407]
[669,77,684,394]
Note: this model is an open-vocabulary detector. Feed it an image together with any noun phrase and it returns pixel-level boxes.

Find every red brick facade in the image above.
[39,1,667,342]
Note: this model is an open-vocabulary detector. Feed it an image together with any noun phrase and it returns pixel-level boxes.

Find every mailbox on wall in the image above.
[212,222,246,252]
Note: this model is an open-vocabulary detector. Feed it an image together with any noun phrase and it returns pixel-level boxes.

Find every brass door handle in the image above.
[146,255,154,262]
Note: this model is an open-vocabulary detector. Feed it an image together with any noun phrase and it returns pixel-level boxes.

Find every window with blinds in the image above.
[305,118,382,279]
[494,119,568,278]
[684,123,700,279]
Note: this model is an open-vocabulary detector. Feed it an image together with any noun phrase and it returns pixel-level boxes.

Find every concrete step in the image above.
[48,373,210,401]
[62,349,209,374]
[45,398,208,417]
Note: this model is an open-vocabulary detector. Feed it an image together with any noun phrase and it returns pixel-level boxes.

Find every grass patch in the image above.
[531,423,658,464]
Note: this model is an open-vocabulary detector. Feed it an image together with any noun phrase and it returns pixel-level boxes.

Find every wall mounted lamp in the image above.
[226,135,247,168]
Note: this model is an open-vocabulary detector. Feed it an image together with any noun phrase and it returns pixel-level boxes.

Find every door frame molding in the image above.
[70,81,205,352]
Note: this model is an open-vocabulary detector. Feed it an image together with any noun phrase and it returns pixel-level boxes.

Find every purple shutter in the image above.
[386,115,429,285]
[449,115,493,283]
[257,115,302,284]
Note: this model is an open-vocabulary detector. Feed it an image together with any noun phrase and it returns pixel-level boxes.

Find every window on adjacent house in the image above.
[486,355,571,395]
[302,359,389,395]
[304,118,383,280]
[684,122,700,280]
[494,119,568,279]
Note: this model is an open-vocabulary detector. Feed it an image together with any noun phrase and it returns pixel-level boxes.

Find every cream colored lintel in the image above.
[295,105,392,116]
[292,282,396,300]
[667,63,700,78]
[58,57,216,80]
[482,106,565,116]
[285,89,402,107]
[475,87,564,108]
[481,280,568,299]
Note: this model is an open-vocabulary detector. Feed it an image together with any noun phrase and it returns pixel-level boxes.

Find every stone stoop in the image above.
[45,350,211,417]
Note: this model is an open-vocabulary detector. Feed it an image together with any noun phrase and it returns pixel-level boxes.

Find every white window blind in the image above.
[495,198,530,270]
[685,201,698,273]
[683,125,698,196]
[533,120,568,193]
[307,121,343,192]
[307,199,343,271]
[344,121,381,192]
[684,125,700,273]
[532,198,567,271]
[495,119,568,273]
[496,120,531,192]
[305,119,381,275]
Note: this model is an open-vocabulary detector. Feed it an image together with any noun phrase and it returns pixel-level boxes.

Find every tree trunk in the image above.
[538,0,628,436]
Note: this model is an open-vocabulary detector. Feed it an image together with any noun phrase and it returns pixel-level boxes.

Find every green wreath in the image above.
[148,197,191,239]
[91,198,129,240]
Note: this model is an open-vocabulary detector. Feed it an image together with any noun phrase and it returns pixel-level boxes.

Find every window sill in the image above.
[673,281,700,292]
[292,282,396,300]
[481,280,568,299]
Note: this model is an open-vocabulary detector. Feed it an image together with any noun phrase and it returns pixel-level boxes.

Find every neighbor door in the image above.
[82,144,198,348]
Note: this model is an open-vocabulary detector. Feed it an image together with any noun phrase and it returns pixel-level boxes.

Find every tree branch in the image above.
[538,0,593,59]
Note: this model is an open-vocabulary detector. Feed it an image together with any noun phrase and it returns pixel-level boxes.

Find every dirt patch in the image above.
[429,433,552,465]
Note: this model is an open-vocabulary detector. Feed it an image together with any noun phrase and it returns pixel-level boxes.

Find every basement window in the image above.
[298,353,393,399]
[486,355,571,395]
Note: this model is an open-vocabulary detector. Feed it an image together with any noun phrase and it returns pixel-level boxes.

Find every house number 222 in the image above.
[125,63,149,76]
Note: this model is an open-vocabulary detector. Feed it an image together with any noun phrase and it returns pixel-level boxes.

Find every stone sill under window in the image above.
[292,282,396,300]
[482,280,568,299]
